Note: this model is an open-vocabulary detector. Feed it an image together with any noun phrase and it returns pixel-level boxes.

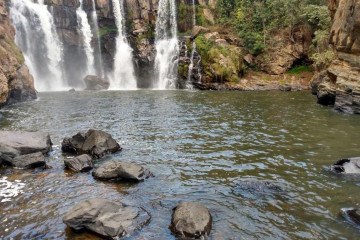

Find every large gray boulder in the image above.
[83,75,109,90]
[63,199,150,238]
[64,154,93,172]
[92,161,152,182]
[0,131,52,168]
[4,152,46,169]
[169,202,212,238]
[0,131,52,155]
[331,157,360,174]
[61,129,121,159]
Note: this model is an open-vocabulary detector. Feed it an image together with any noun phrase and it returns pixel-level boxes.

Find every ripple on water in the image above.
[0,91,360,239]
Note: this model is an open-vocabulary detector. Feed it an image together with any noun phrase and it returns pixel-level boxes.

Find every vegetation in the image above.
[215,0,331,56]
[195,34,243,83]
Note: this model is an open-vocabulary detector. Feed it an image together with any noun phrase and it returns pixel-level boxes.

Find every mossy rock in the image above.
[195,34,243,83]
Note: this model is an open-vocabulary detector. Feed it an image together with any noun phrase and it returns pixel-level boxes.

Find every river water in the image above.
[0,91,360,239]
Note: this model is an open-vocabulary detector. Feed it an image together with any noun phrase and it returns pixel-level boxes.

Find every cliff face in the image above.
[0,0,36,106]
[312,0,360,114]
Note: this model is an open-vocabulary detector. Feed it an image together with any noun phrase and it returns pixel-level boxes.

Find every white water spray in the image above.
[187,0,198,88]
[154,0,179,89]
[10,0,66,91]
[91,0,104,77]
[110,0,137,90]
[77,0,95,76]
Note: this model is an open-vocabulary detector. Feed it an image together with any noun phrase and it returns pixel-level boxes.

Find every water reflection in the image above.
[0,90,360,239]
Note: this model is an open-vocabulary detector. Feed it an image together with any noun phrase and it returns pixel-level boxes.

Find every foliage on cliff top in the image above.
[216,0,330,55]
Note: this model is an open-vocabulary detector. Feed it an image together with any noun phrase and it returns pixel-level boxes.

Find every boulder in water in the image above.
[0,131,52,155]
[92,161,152,182]
[331,157,360,174]
[83,75,109,90]
[169,202,212,238]
[341,208,360,226]
[61,129,121,159]
[3,152,46,169]
[63,198,150,238]
[64,154,93,172]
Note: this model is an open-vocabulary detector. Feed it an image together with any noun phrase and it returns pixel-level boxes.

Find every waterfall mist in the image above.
[153,0,179,90]
[110,0,137,90]
[10,0,66,91]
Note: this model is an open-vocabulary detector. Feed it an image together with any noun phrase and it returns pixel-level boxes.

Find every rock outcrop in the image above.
[312,0,360,114]
[61,129,121,159]
[0,0,36,106]
[63,198,151,238]
[331,157,360,174]
[0,131,52,168]
[83,75,109,90]
[341,208,360,226]
[92,161,152,181]
[64,154,93,172]
[170,202,212,238]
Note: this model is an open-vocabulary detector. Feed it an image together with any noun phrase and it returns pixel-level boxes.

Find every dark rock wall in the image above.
[312,0,360,114]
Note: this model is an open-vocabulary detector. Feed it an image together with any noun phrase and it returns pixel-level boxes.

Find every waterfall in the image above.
[76,0,95,76]
[91,0,104,78]
[10,0,66,91]
[186,0,199,88]
[110,0,137,90]
[154,0,179,89]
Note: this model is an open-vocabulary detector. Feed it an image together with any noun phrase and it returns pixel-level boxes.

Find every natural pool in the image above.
[0,90,360,239]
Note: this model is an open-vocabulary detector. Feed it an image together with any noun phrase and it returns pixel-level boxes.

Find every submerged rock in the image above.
[331,158,360,174]
[83,75,109,90]
[64,154,93,172]
[3,152,46,169]
[63,198,150,238]
[341,208,360,226]
[61,129,121,159]
[0,131,52,155]
[232,179,284,196]
[92,161,152,182]
[169,202,212,238]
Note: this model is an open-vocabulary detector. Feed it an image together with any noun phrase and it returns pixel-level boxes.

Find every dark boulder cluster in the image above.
[60,129,212,238]
[330,157,360,228]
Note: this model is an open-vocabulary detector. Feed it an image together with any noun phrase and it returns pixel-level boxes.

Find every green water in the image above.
[0,90,360,239]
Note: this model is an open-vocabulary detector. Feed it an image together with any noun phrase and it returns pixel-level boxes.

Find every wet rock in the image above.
[0,131,52,155]
[231,179,285,199]
[170,202,212,238]
[61,129,121,159]
[68,88,75,92]
[279,84,292,92]
[3,152,46,169]
[83,75,109,90]
[331,157,360,174]
[341,208,360,226]
[63,198,150,238]
[92,161,152,182]
[64,154,93,172]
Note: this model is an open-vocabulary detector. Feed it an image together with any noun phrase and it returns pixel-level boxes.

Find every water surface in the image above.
[0,90,360,239]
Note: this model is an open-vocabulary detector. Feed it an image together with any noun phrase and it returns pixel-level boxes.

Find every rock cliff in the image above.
[0,0,36,106]
[312,0,360,114]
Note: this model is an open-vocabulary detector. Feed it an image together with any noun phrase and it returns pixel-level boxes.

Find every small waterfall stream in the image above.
[10,0,66,91]
[153,0,179,89]
[110,0,137,90]
[91,0,104,78]
[76,0,96,76]
[187,0,200,88]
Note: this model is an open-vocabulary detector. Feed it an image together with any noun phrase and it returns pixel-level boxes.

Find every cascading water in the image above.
[91,0,104,78]
[110,0,137,90]
[186,0,200,88]
[10,0,66,91]
[154,0,179,89]
[76,0,95,76]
